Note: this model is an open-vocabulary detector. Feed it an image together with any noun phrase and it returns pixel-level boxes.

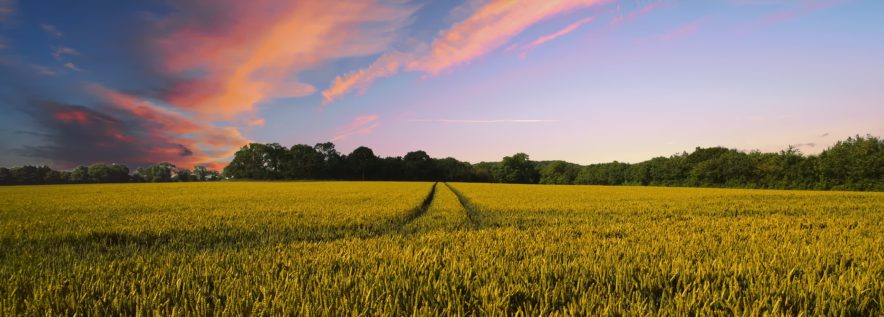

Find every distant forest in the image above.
[2,135,882,191]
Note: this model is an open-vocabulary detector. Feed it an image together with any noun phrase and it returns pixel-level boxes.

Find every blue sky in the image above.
[1,0,882,169]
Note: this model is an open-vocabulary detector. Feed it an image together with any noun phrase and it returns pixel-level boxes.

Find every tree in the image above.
[192,166,209,181]
[539,161,580,184]
[224,143,283,179]
[435,157,474,182]
[403,150,436,181]
[0,168,11,184]
[175,168,192,182]
[137,162,176,182]
[347,146,379,180]
[69,166,90,183]
[818,135,883,190]
[314,142,343,179]
[288,144,323,179]
[495,153,537,184]
[88,163,129,183]
[9,166,51,184]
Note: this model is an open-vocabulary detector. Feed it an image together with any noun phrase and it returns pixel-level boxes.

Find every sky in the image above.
[0,0,882,169]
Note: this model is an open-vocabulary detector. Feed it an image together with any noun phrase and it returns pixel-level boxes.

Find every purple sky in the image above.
[1,0,882,168]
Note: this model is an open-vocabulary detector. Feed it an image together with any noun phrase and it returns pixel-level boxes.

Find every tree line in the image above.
[0,162,222,185]
[534,135,883,191]
[1,135,881,191]
[222,135,883,191]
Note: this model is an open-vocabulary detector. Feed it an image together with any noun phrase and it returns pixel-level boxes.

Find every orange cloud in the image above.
[409,0,610,75]
[322,51,413,104]
[519,16,594,54]
[88,84,250,168]
[333,114,380,141]
[153,0,414,119]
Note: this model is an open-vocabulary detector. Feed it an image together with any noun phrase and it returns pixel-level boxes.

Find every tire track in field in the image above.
[38,182,441,252]
[394,182,437,227]
[444,182,481,227]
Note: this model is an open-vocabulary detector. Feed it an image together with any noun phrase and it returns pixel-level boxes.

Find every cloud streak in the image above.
[518,16,594,54]
[63,62,83,72]
[333,114,380,141]
[51,46,79,60]
[322,51,413,104]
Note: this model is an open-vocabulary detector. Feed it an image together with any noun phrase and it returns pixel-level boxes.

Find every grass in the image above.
[0,181,882,315]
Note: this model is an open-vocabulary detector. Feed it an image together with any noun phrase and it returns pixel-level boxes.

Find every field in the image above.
[0,182,882,315]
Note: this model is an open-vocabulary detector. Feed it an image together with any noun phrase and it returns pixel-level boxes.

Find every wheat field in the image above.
[0,182,882,315]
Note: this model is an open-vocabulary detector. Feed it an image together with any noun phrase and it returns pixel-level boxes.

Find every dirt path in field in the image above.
[443,182,481,227]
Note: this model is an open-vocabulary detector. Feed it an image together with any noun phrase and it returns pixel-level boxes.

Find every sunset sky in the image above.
[1,0,882,169]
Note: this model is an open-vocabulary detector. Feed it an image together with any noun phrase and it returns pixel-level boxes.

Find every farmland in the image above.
[1,182,882,315]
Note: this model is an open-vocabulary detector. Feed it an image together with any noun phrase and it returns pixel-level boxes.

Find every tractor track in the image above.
[443,182,481,227]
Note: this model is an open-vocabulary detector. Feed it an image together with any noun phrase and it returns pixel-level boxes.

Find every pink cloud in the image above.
[152,0,415,120]
[409,0,610,75]
[53,110,91,124]
[333,114,380,141]
[518,16,594,54]
[322,51,413,104]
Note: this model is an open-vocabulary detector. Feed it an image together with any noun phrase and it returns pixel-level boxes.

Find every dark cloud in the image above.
[18,101,144,168]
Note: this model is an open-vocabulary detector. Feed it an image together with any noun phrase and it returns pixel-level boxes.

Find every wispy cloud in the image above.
[333,114,380,141]
[63,62,83,72]
[41,24,62,37]
[517,16,594,55]
[322,50,414,104]
[792,142,817,148]
[51,46,79,60]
